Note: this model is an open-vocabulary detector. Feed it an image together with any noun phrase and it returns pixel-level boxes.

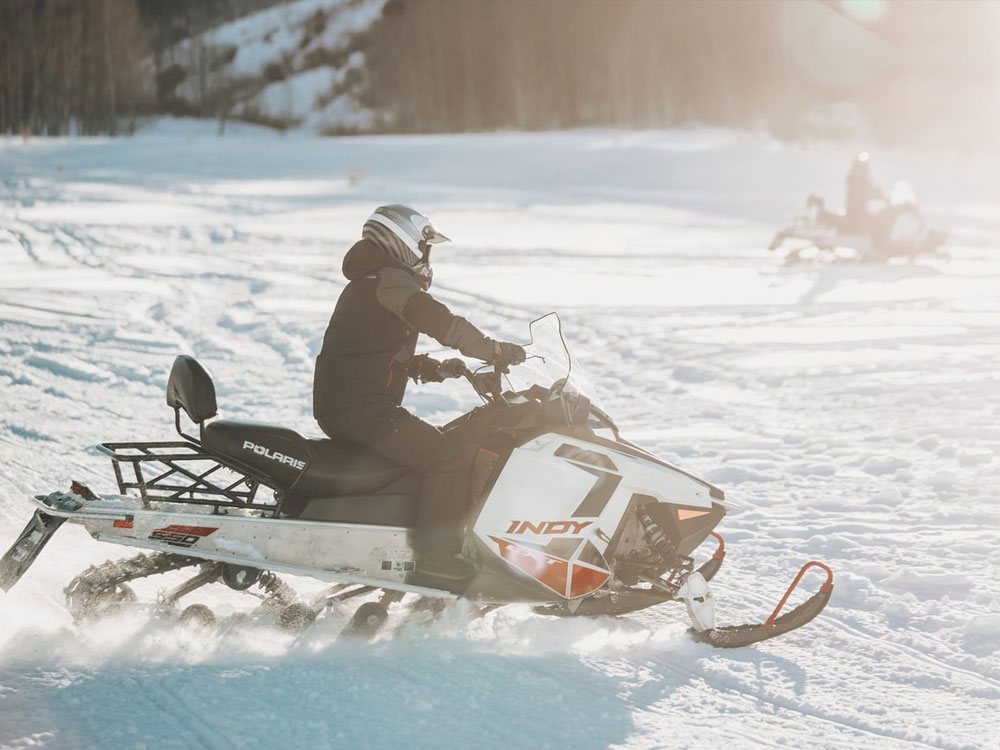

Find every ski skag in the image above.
[0,313,834,646]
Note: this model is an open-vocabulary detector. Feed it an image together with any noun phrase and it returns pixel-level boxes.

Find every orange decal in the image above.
[569,564,610,598]
[490,536,610,599]
[490,536,569,596]
[677,508,710,521]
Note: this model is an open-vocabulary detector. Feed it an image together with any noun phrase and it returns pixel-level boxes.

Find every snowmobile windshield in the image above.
[506,312,598,404]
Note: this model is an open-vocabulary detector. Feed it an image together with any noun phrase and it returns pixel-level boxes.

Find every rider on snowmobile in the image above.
[313,204,525,583]
[844,152,884,234]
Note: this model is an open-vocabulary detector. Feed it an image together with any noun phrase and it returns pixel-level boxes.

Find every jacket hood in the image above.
[342,238,406,281]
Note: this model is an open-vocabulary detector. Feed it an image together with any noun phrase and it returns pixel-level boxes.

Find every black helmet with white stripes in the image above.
[362,204,450,270]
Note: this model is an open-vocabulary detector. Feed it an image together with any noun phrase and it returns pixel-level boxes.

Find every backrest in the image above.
[166,355,218,424]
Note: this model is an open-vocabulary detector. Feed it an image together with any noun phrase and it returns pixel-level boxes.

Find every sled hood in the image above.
[342,238,416,282]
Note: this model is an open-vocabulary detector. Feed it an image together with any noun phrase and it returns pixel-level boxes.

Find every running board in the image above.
[90,531,459,600]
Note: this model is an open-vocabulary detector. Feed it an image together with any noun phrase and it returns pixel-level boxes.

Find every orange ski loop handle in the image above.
[764,561,834,627]
[688,531,726,584]
[708,531,725,558]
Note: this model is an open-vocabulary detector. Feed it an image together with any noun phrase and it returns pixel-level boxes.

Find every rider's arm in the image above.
[374,267,500,362]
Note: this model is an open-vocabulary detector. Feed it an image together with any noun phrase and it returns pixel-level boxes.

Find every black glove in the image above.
[490,341,526,372]
[408,355,468,383]
[437,358,468,380]
[407,354,444,383]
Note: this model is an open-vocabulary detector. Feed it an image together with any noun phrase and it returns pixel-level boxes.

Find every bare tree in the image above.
[0,0,152,135]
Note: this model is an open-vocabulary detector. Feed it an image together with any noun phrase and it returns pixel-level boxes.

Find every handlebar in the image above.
[463,364,504,404]
[460,350,543,405]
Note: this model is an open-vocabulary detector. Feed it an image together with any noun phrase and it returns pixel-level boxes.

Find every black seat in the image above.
[164,355,418,526]
[202,419,407,498]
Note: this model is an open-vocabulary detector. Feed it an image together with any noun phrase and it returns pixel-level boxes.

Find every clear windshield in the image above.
[503,312,596,401]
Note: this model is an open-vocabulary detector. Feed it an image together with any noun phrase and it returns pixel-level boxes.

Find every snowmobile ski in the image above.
[689,561,834,648]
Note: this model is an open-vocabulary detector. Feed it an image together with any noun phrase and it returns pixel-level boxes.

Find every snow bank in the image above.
[0,128,998,749]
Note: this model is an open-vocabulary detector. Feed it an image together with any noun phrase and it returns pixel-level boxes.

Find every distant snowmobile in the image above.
[769,183,947,263]
[1,314,833,647]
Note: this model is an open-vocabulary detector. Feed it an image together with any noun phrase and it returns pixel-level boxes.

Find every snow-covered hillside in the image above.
[0,122,998,749]
[160,0,385,132]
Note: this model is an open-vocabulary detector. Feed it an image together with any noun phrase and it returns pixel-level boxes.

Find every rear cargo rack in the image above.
[97,440,280,514]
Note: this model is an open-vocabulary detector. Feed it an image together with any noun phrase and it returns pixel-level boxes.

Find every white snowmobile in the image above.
[1,314,833,647]
[769,183,947,263]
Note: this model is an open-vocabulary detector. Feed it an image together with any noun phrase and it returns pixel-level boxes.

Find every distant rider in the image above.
[844,152,884,234]
[313,205,525,583]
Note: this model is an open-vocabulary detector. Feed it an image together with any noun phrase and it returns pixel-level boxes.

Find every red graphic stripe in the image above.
[157,525,217,537]
[490,536,569,596]
[569,564,610,598]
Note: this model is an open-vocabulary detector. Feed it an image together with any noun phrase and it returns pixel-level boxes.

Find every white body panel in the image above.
[27,496,457,598]
[27,433,718,605]
[473,433,714,599]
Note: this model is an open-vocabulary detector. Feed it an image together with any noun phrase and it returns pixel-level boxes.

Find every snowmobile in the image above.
[0,313,833,647]
[769,183,947,263]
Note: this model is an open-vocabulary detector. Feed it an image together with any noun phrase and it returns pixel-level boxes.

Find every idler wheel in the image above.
[69,582,137,620]
[178,603,216,628]
[278,603,316,633]
[221,564,261,591]
[345,602,388,637]
[94,583,137,617]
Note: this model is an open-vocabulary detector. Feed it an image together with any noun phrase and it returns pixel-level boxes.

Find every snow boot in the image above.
[417,551,475,583]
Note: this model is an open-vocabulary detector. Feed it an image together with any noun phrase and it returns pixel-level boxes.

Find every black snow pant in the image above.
[316,397,470,556]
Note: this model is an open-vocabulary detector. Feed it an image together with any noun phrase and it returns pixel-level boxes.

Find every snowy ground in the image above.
[0,122,998,749]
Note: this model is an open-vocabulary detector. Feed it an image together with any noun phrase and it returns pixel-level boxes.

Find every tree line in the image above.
[0,0,150,135]
[364,0,784,133]
[1,0,993,148]
[0,0,794,137]
[0,0,281,135]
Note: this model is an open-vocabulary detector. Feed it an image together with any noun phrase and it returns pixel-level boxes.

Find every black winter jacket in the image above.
[313,239,496,418]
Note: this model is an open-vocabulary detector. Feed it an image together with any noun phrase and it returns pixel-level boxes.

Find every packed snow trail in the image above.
[0,123,998,749]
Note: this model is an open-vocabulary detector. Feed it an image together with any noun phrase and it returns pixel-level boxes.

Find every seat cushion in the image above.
[202,419,407,497]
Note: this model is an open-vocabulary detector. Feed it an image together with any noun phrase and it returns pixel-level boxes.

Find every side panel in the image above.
[94,513,415,583]
[472,434,715,600]
[31,497,419,586]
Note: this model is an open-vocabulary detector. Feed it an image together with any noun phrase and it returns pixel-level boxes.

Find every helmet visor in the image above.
[416,218,449,245]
